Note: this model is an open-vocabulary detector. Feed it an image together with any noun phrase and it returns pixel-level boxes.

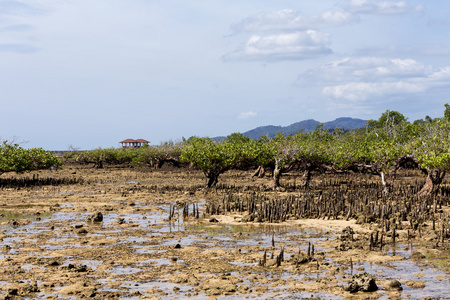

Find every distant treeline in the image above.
[63,107,450,197]
[3,108,450,197]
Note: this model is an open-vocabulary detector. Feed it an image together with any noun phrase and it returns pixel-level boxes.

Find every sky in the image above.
[1,0,450,150]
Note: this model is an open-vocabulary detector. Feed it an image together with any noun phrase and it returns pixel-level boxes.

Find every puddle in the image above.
[80,260,103,271]
[294,293,344,300]
[41,243,92,250]
[144,258,173,266]
[107,266,143,275]
[353,258,450,299]
[21,264,36,271]
[229,261,256,267]
[48,212,88,222]
[0,210,50,222]
[134,248,167,254]
[99,279,201,298]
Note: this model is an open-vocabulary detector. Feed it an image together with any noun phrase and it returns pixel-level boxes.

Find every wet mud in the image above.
[0,165,448,299]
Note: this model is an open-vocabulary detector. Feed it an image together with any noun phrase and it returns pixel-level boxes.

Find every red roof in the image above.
[120,139,136,143]
[135,139,149,143]
[119,139,150,143]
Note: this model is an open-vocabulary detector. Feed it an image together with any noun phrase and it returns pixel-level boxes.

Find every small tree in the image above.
[132,142,182,169]
[180,135,255,188]
[444,103,450,120]
[0,141,63,175]
[295,125,334,189]
[260,127,335,190]
[367,110,407,130]
[410,118,450,196]
[250,136,274,178]
[265,134,301,190]
[354,111,415,194]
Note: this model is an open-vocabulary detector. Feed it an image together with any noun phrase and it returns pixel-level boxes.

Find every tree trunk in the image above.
[376,155,419,195]
[155,159,163,169]
[269,163,282,190]
[205,169,224,188]
[418,168,446,197]
[167,158,180,168]
[380,171,393,194]
[252,165,265,178]
[300,165,313,189]
[156,158,180,169]
[206,173,219,188]
[148,159,155,168]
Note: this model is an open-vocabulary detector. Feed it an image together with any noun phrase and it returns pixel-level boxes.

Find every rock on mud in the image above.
[410,251,426,260]
[385,279,402,291]
[345,272,378,293]
[200,278,237,296]
[240,214,254,222]
[62,263,90,272]
[58,282,96,297]
[289,253,310,265]
[405,280,426,289]
[2,281,39,298]
[341,226,355,241]
[169,273,200,286]
[87,212,103,222]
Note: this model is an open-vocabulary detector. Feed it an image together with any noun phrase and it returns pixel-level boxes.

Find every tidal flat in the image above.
[0,164,448,299]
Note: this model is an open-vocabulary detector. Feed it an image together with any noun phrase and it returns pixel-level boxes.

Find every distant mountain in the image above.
[213,117,367,141]
[323,117,368,131]
[243,119,321,140]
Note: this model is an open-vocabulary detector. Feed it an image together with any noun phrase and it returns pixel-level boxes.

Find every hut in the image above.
[119,139,149,148]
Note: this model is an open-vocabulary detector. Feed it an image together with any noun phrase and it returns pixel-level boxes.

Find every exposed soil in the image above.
[0,164,448,299]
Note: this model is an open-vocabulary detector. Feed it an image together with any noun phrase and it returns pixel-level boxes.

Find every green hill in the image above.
[240,117,366,140]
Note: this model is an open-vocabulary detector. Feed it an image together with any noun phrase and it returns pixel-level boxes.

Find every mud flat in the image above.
[0,164,448,299]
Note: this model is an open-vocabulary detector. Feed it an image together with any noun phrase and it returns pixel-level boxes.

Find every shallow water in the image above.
[0,200,448,299]
[356,257,449,299]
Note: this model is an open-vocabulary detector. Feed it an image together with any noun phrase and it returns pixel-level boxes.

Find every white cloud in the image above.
[323,81,425,101]
[318,10,359,26]
[227,2,425,63]
[299,57,450,101]
[302,57,432,82]
[238,111,257,119]
[354,45,450,57]
[226,8,361,62]
[232,9,358,33]
[224,31,332,62]
[347,0,423,14]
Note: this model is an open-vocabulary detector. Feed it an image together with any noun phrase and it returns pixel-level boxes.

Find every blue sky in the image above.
[1,0,450,150]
